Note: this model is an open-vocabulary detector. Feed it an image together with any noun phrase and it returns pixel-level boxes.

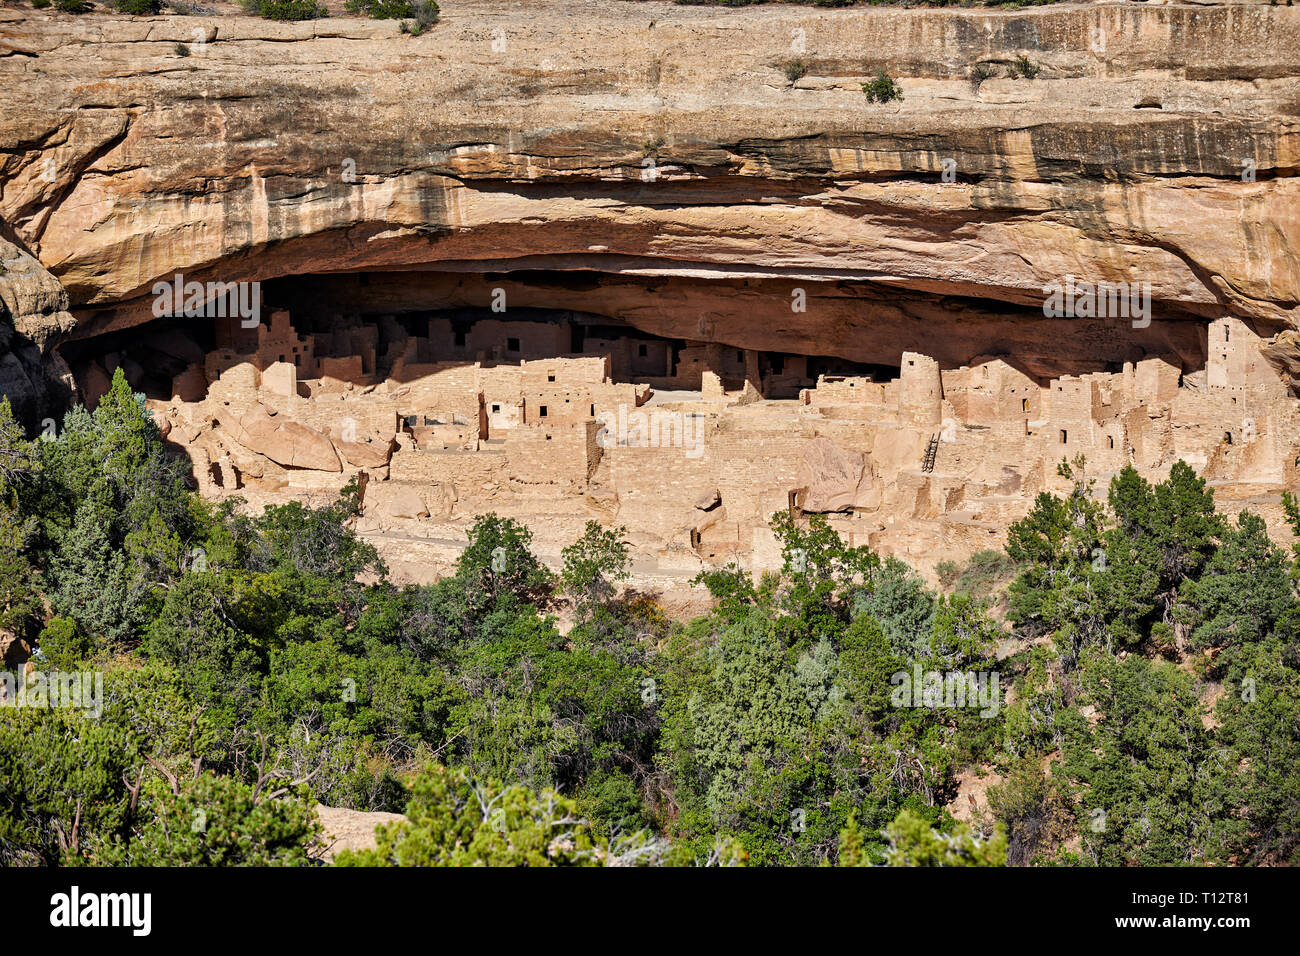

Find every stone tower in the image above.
[898,351,943,426]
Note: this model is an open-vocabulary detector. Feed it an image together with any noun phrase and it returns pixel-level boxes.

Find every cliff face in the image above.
[0,1,1297,378]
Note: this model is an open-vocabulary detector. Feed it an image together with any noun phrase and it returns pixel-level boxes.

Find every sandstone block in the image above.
[229,406,340,472]
[795,436,874,513]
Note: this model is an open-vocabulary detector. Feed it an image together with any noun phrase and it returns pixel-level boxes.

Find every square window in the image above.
[507,338,520,352]
[548,374,556,382]
[539,406,548,417]
[491,404,501,413]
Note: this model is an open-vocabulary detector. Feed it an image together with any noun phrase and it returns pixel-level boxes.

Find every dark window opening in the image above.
[1059,429,1068,444]
[539,405,548,418]
[507,337,520,352]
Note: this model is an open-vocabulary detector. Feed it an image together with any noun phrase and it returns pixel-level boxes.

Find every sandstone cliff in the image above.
[0,1,1297,376]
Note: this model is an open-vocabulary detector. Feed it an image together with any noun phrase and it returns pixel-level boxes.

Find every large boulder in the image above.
[228,405,340,472]
[794,436,875,513]
[335,436,397,469]
[364,483,430,522]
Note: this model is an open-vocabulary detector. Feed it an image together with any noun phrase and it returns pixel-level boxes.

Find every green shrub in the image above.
[240,0,327,20]
[400,0,438,34]
[947,549,1017,600]
[31,0,53,8]
[936,560,961,590]
[1010,55,1041,79]
[347,0,412,15]
[113,0,162,12]
[337,764,610,866]
[53,0,92,11]
[349,0,440,31]
[113,773,321,866]
[862,69,903,104]
[880,809,1008,867]
[781,58,808,83]
[34,616,96,670]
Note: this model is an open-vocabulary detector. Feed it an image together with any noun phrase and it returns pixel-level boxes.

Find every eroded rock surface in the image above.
[1,3,1297,341]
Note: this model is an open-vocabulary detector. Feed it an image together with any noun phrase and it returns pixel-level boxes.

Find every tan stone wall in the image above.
[802,375,885,407]
[505,422,600,491]
[150,306,1300,588]
[521,355,609,389]
[428,316,570,362]
[525,387,596,425]
[319,355,366,382]
[390,446,505,486]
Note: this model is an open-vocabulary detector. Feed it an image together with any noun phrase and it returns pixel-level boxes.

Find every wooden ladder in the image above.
[922,434,939,473]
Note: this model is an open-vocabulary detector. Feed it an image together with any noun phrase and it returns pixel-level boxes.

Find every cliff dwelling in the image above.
[53,262,1300,589]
